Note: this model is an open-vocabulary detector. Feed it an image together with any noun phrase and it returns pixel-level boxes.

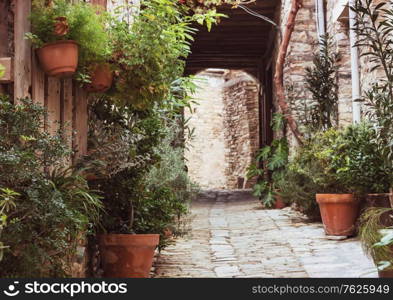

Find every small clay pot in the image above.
[85,64,113,93]
[36,40,78,77]
[99,234,159,278]
[316,194,359,236]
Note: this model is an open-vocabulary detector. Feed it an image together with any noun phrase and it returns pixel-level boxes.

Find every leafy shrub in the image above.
[107,0,197,109]
[304,35,339,132]
[247,113,288,207]
[0,97,102,277]
[359,207,393,271]
[277,123,390,219]
[86,91,197,249]
[353,0,393,168]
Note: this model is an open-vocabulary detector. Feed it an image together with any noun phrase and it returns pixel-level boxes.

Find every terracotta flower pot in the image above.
[378,269,393,278]
[316,194,359,236]
[36,40,78,77]
[85,64,113,93]
[99,234,159,278]
[274,195,286,209]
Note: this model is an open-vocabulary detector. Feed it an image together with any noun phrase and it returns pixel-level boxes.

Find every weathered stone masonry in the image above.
[185,70,259,190]
[222,71,259,189]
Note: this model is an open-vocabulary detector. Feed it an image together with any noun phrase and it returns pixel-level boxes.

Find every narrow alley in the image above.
[154,190,377,278]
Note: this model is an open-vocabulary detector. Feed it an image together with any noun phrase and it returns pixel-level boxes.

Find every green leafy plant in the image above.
[107,0,225,109]
[86,77,198,249]
[359,207,393,271]
[247,113,289,208]
[27,0,110,82]
[352,0,393,168]
[0,96,102,277]
[304,34,339,132]
[0,188,18,262]
[277,123,390,219]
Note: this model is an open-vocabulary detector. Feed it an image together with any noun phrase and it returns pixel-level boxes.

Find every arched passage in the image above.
[184,1,279,189]
[185,69,260,189]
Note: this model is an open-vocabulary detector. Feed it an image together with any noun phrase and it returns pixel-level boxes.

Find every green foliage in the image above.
[107,0,196,109]
[277,123,390,219]
[359,207,393,270]
[27,0,110,75]
[304,35,339,132]
[288,123,390,195]
[247,113,289,208]
[86,78,198,249]
[352,0,393,169]
[0,97,102,277]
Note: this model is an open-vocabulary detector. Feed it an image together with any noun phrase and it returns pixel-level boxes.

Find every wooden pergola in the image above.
[185,0,279,77]
[185,0,280,147]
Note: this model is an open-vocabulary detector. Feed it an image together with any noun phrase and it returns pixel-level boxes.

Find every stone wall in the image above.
[184,70,229,189]
[326,0,353,126]
[184,70,259,190]
[222,71,259,189]
[273,0,391,146]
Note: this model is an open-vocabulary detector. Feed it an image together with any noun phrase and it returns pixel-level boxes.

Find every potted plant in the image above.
[310,123,392,236]
[26,0,109,78]
[84,96,195,277]
[247,113,289,209]
[84,63,113,93]
[359,208,393,278]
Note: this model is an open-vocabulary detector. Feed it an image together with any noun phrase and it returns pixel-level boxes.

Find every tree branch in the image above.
[273,0,304,145]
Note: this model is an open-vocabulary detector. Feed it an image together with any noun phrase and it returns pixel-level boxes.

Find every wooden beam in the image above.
[14,0,32,101]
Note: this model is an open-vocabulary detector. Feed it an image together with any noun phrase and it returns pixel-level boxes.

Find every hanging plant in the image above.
[26,0,110,78]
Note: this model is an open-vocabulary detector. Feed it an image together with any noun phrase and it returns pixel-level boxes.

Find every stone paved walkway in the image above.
[153,190,377,278]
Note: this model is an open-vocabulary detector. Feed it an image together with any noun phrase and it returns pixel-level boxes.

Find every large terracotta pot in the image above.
[316,194,359,236]
[37,40,78,77]
[274,195,286,209]
[99,234,159,278]
[378,269,393,278]
[85,64,113,93]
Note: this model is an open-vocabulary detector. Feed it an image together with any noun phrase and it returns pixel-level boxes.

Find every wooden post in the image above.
[31,56,45,106]
[14,0,32,101]
[73,87,88,162]
[62,79,74,149]
[46,77,61,135]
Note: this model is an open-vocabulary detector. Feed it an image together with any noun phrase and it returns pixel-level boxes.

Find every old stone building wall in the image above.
[326,0,353,126]
[185,70,259,190]
[222,71,259,189]
[273,0,386,151]
[184,70,228,189]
